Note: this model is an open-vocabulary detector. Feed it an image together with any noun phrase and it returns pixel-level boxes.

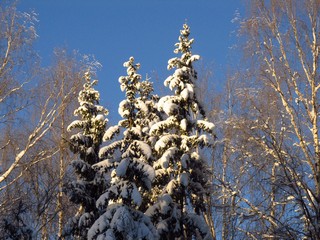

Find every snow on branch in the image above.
[103,125,120,141]
[99,140,122,158]
[155,134,180,153]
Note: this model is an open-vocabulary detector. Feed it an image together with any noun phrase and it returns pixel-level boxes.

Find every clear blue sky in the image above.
[18,1,243,123]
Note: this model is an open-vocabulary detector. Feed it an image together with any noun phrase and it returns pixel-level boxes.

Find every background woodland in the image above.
[0,1,320,239]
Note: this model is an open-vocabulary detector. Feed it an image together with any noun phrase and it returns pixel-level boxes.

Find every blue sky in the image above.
[18,1,243,123]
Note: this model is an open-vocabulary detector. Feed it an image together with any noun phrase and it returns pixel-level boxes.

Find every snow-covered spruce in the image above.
[146,24,215,239]
[89,57,160,240]
[63,71,109,239]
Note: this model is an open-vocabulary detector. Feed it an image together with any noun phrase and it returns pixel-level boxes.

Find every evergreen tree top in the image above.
[67,71,108,145]
[174,23,192,54]
[169,23,200,70]
[119,57,142,102]
[139,77,154,101]
[79,71,100,107]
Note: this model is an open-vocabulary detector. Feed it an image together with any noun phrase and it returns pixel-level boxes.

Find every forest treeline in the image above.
[1,0,320,239]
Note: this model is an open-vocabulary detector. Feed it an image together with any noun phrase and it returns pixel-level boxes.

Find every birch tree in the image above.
[0,1,39,186]
[212,0,320,238]
[0,49,96,239]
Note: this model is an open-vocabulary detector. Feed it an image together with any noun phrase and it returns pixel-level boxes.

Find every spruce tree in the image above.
[88,57,159,240]
[63,71,109,239]
[146,24,215,239]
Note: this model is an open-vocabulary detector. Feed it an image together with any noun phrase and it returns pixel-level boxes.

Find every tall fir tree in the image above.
[146,24,215,239]
[63,71,109,239]
[88,57,160,240]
